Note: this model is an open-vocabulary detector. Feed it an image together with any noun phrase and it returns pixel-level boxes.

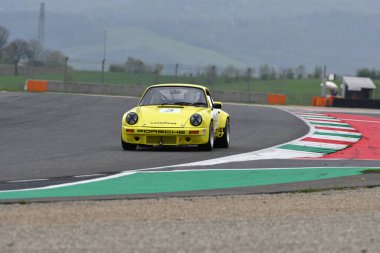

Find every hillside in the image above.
[1,0,380,74]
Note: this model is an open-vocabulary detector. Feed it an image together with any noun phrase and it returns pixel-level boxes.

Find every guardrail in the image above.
[25,80,288,105]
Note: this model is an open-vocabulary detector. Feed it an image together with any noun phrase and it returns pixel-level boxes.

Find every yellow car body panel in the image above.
[121,84,230,149]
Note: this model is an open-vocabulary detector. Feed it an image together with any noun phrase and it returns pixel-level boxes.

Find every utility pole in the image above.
[322,65,327,97]
[38,3,45,50]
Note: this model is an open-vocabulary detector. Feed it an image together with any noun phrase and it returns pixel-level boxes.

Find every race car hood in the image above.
[136,105,206,128]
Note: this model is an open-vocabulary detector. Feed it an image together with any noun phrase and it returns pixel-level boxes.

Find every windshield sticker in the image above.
[159,108,182,113]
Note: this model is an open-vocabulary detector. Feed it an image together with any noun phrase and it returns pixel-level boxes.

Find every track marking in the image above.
[139,167,380,173]
[315,126,359,132]
[296,141,347,150]
[8,179,49,183]
[73,174,106,178]
[0,167,379,200]
[0,172,137,193]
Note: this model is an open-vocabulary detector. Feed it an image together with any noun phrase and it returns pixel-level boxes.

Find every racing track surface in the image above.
[0,92,308,190]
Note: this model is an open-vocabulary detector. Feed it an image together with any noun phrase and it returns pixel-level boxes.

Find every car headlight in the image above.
[126,112,138,125]
[190,113,202,126]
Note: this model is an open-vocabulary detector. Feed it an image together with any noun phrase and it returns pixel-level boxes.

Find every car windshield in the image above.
[139,86,208,107]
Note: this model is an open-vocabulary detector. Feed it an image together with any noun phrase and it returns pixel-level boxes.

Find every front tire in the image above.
[121,136,137,150]
[215,119,230,148]
[198,122,214,151]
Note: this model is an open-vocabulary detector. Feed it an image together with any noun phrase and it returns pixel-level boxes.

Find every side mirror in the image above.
[213,101,222,109]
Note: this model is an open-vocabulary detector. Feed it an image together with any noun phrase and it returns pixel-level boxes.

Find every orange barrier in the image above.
[326,97,333,106]
[312,96,318,106]
[25,80,48,92]
[267,93,286,105]
[312,96,334,107]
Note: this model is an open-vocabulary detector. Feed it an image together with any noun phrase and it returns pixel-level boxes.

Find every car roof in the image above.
[149,83,208,91]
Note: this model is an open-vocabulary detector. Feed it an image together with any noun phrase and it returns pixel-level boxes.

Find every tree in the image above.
[125,57,146,74]
[42,50,66,67]
[269,67,277,80]
[153,63,164,83]
[312,66,323,79]
[5,39,30,75]
[245,67,254,91]
[153,63,164,75]
[204,65,217,86]
[369,68,377,79]
[245,67,255,81]
[295,65,305,79]
[222,65,239,83]
[28,39,44,65]
[285,68,295,79]
[109,64,124,72]
[0,25,9,60]
[259,64,270,80]
[357,68,371,78]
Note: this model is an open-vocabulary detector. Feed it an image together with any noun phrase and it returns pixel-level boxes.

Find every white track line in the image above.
[301,117,342,122]
[308,120,350,125]
[73,174,106,178]
[315,129,361,136]
[8,179,49,183]
[139,167,380,173]
[296,141,347,150]
[0,172,137,193]
[310,135,360,142]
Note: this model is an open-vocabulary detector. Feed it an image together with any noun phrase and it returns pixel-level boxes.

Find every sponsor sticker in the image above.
[159,108,182,113]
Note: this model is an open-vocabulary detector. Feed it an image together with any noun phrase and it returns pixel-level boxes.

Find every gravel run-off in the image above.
[1,187,380,253]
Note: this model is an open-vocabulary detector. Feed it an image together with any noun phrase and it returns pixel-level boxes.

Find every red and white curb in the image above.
[173,111,362,167]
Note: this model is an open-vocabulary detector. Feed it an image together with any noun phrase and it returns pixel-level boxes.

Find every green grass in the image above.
[361,169,380,174]
[0,75,27,91]
[1,69,379,106]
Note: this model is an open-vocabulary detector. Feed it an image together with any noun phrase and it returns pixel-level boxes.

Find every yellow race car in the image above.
[121,83,230,151]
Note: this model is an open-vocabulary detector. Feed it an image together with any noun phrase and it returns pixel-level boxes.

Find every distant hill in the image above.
[65,27,246,67]
[1,0,380,74]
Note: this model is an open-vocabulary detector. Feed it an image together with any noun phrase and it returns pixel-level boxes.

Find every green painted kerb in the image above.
[315,132,361,138]
[0,168,373,200]
[278,144,338,154]
[310,122,352,128]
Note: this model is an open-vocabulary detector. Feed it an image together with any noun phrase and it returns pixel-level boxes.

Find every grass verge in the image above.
[361,169,380,174]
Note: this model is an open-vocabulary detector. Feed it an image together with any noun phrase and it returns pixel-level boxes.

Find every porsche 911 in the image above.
[121,83,230,151]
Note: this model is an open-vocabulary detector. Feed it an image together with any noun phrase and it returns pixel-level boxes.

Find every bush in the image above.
[109,64,124,72]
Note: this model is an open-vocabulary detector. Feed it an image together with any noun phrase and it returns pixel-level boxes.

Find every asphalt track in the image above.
[1,92,379,197]
[0,92,307,186]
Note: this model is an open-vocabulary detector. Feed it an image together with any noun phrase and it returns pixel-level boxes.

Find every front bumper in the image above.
[121,126,209,146]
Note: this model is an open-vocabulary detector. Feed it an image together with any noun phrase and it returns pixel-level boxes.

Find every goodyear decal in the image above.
[149,122,177,125]
[136,129,186,134]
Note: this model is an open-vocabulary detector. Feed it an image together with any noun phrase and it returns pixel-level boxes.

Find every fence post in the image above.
[101,59,105,84]
[138,62,143,85]
[64,57,69,91]
[246,67,252,92]
[175,63,179,82]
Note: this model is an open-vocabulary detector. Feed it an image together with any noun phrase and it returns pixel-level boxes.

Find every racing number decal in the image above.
[212,109,219,129]
[207,95,219,130]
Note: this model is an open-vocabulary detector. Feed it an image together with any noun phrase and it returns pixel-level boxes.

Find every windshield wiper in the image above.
[191,102,207,107]
[157,102,206,107]
[173,102,192,106]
